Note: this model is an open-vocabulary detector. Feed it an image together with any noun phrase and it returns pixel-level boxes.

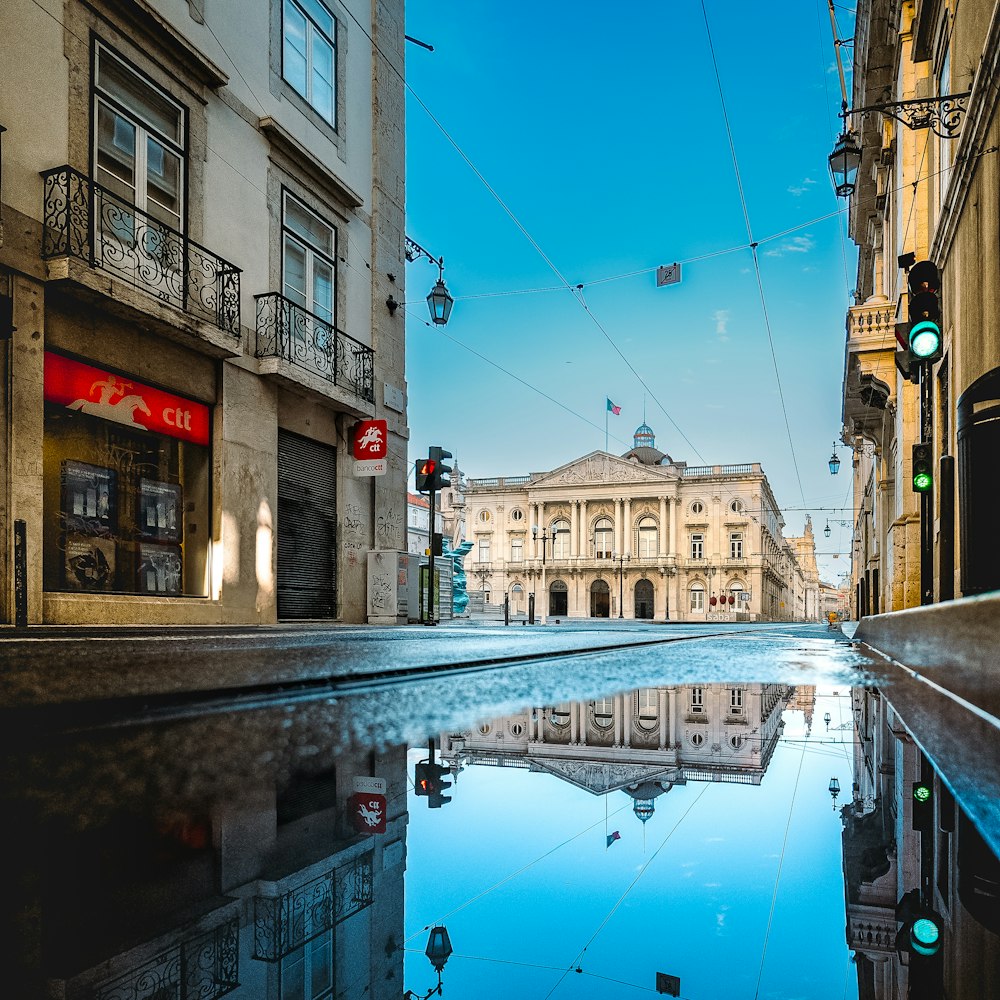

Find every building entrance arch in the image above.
[549,579,568,616]
[590,579,610,618]
[634,579,654,619]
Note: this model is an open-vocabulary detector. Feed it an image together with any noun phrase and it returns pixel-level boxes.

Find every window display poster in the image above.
[139,479,182,542]
[138,543,183,594]
[64,534,116,591]
[61,461,116,535]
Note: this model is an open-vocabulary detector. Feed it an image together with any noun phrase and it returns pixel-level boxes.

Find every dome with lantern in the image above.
[621,421,673,467]
[624,779,673,823]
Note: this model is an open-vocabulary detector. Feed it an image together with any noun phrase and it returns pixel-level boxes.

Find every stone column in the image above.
[615,498,623,553]
[614,694,623,748]
[623,497,633,554]
[659,496,668,555]
[580,499,588,555]
[659,688,670,749]
[671,494,680,558]
[571,500,579,557]
[577,701,588,746]
[622,693,632,748]
[570,702,578,745]
[667,687,677,748]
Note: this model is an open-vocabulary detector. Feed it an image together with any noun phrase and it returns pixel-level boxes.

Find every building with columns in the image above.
[440,683,793,826]
[450,423,812,621]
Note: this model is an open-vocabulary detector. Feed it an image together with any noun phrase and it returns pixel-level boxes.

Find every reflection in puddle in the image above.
[3,667,997,999]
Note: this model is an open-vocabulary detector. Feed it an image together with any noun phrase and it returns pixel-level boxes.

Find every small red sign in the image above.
[349,791,387,834]
[353,419,387,460]
[44,353,210,446]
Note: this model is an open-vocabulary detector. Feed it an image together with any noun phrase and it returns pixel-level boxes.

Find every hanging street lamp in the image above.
[404,925,453,1000]
[828,441,842,475]
[405,236,455,326]
[828,130,863,198]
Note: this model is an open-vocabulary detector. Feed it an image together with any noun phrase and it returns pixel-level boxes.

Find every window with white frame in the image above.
[690,533,704,560]
[510,508,524,522]
[729,688,745,714]
[593,517,613,558]
[730,532,744,559]
[690,584,705,612]
[510,538,523,563]
[282,192,336,326]
[283,0,336,125]
[592,697,614,728]
[637,516,657,557]
[478,538,491,563]
[94,45,185,234]
[690,686,704,712]
[691,500,704,515]
[552,518,570,558]
[730,498,744,514]
[636,688,658,729]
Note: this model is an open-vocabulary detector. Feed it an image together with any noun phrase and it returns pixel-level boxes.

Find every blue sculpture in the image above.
[443,539,474,615]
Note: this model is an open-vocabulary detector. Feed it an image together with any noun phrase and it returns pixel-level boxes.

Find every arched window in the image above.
[636,688,658,730]
[552,518,571,558]
[593,517,613,558]
[637,516,657,557]
[690,583,705,612]
[550,703,571,727]
[592,697,614,728]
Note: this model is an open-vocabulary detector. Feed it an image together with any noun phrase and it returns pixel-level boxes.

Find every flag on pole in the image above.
[607,398,621,415]
[606,830,621,848]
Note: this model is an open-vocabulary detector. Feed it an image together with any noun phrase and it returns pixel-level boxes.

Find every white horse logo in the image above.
[357,424,384,453]
[68,377,152,430]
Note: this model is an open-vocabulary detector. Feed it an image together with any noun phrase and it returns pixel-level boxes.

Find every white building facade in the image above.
[452,425,809,622]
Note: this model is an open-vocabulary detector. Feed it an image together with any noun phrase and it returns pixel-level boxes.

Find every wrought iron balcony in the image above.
[41,166,241,338]
[254,293,374,403]
[90,917,239,1000]
[253,852,374,962]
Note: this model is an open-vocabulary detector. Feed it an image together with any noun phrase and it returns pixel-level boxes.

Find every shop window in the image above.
[43,353,210,597]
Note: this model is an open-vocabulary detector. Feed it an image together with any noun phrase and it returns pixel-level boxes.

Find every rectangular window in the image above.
[280,927,333,1000]
[690,588,704,613]
[690,687,704,712]
[283,192,337,324]
[94,45,185,231]
[730,532,743,559]
[283,0,336,125]
[43,353,210,597]
[510,538,523,563]
[690,533,704,560]
[478,538,491,563]
[729,688,745,713]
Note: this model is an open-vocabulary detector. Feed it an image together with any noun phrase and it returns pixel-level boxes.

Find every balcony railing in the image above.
[41,166,241,338]
[255,293,374,403]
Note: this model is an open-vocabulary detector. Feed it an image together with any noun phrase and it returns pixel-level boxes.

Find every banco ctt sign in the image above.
[353,419,387,477]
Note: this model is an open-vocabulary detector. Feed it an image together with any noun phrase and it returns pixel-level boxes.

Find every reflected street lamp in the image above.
[404,926,453,1000]
[829,777,841,810]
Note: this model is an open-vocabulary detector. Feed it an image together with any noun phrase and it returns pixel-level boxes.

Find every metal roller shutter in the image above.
[277,430,337,619]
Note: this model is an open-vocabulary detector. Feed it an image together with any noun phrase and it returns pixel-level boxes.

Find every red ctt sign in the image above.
[44,353,210,446]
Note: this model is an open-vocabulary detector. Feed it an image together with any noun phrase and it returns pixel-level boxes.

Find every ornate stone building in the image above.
[451,424,811,622]
[440,683,793,826]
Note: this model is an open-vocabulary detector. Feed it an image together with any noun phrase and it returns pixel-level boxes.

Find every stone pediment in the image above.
[532,451,676,489]
[529,757,680,795]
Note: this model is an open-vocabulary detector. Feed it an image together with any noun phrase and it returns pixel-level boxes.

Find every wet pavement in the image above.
[1,623,997,998]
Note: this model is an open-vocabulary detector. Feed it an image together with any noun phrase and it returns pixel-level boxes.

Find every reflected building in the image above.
[3,705,409,1000]
[441,683,793,823]
[842,686,1000,997]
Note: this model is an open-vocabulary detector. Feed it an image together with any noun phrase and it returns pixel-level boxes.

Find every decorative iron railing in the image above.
[90,917,239,1000]
[253,852,374,962]
[683,463,757,477]
[254,293,374,403]
[41,166,241,338]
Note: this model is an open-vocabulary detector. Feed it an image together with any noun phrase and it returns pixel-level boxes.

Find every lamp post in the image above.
[532,524,555,624]
[828,440,844,475]
[611,551,630,618]
[471,565,491,604]
[405,237,455,326]
[404,925,453,1000]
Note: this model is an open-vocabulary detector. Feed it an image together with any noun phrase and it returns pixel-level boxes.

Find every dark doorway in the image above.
[634,579,654,619]
[590,579,610,618]
[549,579,568,616]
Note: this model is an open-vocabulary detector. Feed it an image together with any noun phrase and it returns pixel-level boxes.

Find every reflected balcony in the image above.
[255,293,374,410]
[843,299,897,443]
[41,165,241,352]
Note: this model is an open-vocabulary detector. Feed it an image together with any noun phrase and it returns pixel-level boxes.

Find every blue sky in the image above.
[402,1,857,583]
[404,691,858,999]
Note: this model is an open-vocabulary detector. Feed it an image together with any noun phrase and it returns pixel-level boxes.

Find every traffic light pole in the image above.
[426,485,437,625]
[920,362,934,606]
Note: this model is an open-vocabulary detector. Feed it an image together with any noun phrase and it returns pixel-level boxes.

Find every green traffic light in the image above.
[913,472,933,492]
[910,320,941,359]
[911,916,941,956]
[913,783,932,803]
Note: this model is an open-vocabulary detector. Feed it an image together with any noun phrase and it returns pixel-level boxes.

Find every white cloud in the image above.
[714,309,730,342]
[763,234,815,258]
[788,177,817,197]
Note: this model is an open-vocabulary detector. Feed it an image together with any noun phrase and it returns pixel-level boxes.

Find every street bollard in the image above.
[504,596,509,626]
[528,593,535,625]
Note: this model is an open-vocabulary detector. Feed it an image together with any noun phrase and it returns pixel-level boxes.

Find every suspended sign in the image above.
[353,419,388,477]
[44,352,210,446]
[656,263,681,287]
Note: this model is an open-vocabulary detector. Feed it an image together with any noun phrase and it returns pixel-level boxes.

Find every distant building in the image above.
[441,683,793,826]
[406,493,443,556]
[443,423,814,621]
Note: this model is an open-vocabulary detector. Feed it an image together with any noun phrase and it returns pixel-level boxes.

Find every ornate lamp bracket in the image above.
[847,92,971,139]
[405,236,443,272]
